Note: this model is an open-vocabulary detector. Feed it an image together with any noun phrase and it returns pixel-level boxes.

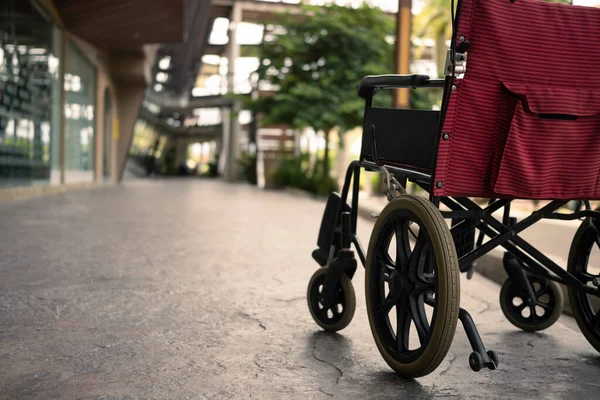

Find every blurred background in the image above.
[0,0,596,199]
[0,0,597,200]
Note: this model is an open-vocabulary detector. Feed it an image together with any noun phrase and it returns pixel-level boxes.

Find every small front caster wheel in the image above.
[469,352,483,372]
[487,350,499,370]
[500,276,563,332]
[307,267,356,332]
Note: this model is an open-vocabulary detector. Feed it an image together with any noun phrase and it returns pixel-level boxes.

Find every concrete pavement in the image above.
[1,179,599,399]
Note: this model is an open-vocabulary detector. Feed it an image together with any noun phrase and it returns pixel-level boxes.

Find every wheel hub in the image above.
[389,270,414,295]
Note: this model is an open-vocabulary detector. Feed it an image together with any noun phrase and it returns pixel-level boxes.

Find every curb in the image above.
[0,182,106,203]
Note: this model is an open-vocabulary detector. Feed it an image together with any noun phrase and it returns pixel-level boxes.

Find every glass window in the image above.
[0,1,61,188]
[64,41,96,183]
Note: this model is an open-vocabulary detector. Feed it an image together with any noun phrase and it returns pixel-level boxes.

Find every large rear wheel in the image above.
[567,218,600,353]
[365,195,460,378]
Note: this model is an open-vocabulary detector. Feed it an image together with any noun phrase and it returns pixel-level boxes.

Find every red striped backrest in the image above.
[434,0,600,199]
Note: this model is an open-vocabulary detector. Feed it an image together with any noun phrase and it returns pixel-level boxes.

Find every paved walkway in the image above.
[1,179,599,399]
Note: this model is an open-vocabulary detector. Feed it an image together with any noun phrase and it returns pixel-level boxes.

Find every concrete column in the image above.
[294,130,301,157]
[107,49,156,182]
[218,108,230,176]
[394,0,412,109]
[113,81,145,182]
[59,31,68,184]
[226,100,241,181]
[95,73,109,182]
[210,141,217,163]
[174,138,188,168]
[196,142,203,175]
[224,1,242,182]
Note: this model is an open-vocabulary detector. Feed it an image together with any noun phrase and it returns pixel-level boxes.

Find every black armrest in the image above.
[358,74,431,99]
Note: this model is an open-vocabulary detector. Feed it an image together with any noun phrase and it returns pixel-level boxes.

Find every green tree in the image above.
[413,0,452,78]
[252,4,395,177]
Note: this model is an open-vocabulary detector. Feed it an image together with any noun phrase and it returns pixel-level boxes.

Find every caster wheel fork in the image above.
[459,307,499,372]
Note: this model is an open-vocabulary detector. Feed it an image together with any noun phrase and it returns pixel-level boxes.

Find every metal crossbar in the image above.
[440,196,599,295]
[333,161,600,296]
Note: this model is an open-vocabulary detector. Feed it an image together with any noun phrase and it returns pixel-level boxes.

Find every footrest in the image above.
[312,193,351,267]
[312,249,328,267]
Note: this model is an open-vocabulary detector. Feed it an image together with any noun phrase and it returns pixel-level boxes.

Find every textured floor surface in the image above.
[1,179,599,399]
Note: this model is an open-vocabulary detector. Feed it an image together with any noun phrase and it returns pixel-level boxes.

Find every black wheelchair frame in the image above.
[323,74,600,296]
[309,75,600,373]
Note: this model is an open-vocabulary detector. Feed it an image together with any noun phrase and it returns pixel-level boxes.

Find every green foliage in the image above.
[162,146,177,175]
[237,152,257,184]
[271,153,338,196]
[252,4,395,133]
[411,86,443,110]
[371,171,380,191]
[201,162,219,178]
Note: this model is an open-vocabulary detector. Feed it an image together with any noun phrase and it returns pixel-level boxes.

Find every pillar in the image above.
[218,108,230,175]
[394,0,412,109]
[224,1,242,182]
[174,138,188,169]
[107,49,156,182]
[59,30,68,184]
[113,81,145,182]
[94,73,109,182]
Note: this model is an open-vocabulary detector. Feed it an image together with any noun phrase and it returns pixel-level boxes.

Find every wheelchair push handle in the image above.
[357,74,444,100]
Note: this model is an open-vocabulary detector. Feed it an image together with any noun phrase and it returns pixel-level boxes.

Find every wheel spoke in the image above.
[594,233,600,251]
[535,287,549,298]
[379,270,388,308]
[408,232,429,285]
[409,292,430,346]
[515,302,527,312]
[408,226,419,240]
[592,311,600,328]
[535,302,551,310]
[377,292,396,315]
[396,220,410,267]
[415,278,435,290]
[529,305,537,321]
[378,231,396,267]
[396,303,410,352]
[376,254,395,272]
[408,232,426,272]
[415,246,435,288]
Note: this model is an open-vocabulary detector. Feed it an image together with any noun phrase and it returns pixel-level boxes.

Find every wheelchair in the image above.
[306,0,600,378]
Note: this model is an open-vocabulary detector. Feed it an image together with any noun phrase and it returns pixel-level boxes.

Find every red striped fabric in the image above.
[433,0,600,199]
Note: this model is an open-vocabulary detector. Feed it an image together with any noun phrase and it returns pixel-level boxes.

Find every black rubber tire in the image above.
[487,350,499,370]
[365,195,460,378]
[499,277,563,332]
[567,219,600,353]
[307,267,356,332]
[469,352,483,372]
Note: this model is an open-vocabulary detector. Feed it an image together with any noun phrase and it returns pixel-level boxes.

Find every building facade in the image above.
[0,0,185,193]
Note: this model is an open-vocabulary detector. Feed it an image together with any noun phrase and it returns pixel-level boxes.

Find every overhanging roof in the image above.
[52,0,186,51]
